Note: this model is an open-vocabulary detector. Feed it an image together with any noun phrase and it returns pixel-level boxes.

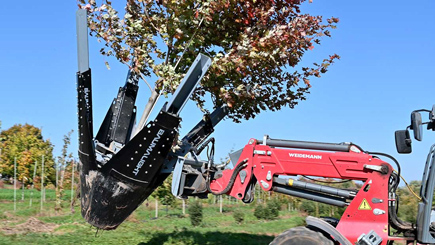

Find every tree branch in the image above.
[120,59,153,92]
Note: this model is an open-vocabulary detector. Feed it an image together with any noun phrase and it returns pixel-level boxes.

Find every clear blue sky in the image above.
[0,1,434,182]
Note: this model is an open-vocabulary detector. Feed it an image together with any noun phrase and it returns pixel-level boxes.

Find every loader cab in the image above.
[395,105,435,244]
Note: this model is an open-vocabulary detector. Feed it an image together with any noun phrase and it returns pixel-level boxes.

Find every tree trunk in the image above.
[70,184,80,214]
[55,169,66,214]
[134,89,159,137]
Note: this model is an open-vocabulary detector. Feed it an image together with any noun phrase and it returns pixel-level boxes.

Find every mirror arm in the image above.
[413,109,432,113]
[405,128,412,146]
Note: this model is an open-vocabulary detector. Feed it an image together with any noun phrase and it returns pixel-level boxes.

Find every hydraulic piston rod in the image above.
[273,177,356,199]
[272,186,349,207]
[258,137,351,152]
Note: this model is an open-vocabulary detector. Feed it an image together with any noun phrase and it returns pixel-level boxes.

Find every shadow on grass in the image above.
[138,230,274,245]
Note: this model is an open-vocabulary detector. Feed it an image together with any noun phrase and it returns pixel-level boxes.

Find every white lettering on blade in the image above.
[133,129,165,176]
[288,153,322,160]
[84,88,91,110]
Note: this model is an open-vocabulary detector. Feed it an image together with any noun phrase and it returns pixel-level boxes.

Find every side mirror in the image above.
[395,130,412,154]
[411,112,423,141]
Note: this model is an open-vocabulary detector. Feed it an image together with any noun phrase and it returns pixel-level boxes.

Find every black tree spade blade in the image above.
[79,111,180,230]
[76,9,213,230]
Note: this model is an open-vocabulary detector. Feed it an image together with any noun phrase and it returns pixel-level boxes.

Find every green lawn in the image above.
[0,190,306,245]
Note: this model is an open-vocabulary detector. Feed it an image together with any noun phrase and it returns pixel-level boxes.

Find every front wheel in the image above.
[270,226,335,245]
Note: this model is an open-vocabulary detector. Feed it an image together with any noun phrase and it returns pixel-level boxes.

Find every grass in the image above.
[0,190,306,244]
[0,188,73,201]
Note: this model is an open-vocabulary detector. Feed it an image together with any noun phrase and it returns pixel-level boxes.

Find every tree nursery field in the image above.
[0,189,305,245]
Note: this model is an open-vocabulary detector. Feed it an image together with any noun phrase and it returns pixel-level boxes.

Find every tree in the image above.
[188,200,203,226]
[151,175,176,207]
[397,180,421,223]
[55,130,74,213]
[0,124,55,187]
[78,0,339,122]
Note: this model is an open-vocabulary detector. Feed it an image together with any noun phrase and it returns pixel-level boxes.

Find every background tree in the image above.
[55,130,74,213]
[397,180,421,223]
[151,175,176,213]
[0,124,55,187]
[79,0,339,122]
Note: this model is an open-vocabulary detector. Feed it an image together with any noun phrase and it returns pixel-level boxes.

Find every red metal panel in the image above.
[209,142,255,200]
[335,159,391,244]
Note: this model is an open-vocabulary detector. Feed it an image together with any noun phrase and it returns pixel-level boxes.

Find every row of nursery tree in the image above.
[146,173,424,224]
[0,121,424,222]
[0,122,76,189]
[0,121,78,211]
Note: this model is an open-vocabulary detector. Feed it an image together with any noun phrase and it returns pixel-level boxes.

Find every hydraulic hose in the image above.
[191,137,215,155]
[367,151,401,191]
[387,172,415,233]
[206,158,248,195]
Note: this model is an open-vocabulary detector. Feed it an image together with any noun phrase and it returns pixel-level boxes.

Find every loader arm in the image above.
[172,134,419,244]
[207,137,392,244]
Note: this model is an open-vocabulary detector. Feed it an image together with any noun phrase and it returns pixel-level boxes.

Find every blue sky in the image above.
[0,1,434,182]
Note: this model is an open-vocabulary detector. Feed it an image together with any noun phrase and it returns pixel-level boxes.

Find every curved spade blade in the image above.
[79,111,180,230]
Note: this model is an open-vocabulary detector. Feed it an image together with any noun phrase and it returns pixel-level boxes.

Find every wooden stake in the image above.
[21,177,25,201]
[56,165,58,191]
[155,199,158,218]
[42,155,45,202]
[71,160,75,204]
[30,160,37,207]
[41,155,44,212]
[182,199,185,215]
[14,157,16,212]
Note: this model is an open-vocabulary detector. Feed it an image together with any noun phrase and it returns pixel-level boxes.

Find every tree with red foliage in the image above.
[78,0,339,122]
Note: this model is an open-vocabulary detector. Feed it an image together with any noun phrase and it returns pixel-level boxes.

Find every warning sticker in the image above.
[358,198,372,210]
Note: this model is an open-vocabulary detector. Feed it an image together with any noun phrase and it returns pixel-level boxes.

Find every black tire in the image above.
[270,226,334,245]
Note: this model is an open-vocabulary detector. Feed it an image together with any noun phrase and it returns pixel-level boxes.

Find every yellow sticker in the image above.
[288,179,294,186]
[358,198,372,210]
